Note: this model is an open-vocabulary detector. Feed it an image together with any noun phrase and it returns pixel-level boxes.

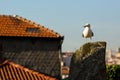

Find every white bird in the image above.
[82,23,94,41]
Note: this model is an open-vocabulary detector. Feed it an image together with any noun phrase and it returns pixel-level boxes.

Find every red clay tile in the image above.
[0,15,63,38]
[0,60,57,80]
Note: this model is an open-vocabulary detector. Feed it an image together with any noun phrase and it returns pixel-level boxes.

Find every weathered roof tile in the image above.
[0,15,63,38]
[0,60,57,80]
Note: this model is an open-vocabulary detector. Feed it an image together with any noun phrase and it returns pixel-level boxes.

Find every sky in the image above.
[0,0,120,52]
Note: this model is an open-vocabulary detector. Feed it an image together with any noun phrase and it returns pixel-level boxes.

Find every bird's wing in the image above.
[92,31,94,36]
[82,33,84,37]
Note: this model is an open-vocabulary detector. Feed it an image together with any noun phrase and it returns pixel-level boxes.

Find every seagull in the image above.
[82,23,94,41]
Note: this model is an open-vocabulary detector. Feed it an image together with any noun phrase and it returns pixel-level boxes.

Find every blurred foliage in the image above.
[106,65,120,80]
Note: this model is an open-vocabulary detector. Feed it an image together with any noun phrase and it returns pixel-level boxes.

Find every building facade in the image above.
[0,15,64,79]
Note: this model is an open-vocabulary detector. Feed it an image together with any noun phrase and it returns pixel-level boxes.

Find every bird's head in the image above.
[84,23,90,28]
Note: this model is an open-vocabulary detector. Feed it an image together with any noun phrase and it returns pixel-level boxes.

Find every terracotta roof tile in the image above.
[0,60,57,80]
[0,15,63,38]
[62,66,69,75]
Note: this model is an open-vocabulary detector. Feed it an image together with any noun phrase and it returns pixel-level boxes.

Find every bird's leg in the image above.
[90,37,92,42]
[85,38,87,43]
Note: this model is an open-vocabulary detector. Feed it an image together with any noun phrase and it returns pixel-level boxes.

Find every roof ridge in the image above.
[0,14,41,27]
[12,15,41,27]
[0,60,9,66]
[12,15,62,37]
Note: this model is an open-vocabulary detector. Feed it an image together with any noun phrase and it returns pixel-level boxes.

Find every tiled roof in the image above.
[0,15,63,38]
[2,50,61,78]
[0,60,57,80]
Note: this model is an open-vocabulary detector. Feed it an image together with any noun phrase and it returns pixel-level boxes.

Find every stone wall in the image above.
[68,41,106,80]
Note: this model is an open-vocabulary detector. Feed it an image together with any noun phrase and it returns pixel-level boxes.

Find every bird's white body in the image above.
[82,23,94,39]
[83,27,93,38]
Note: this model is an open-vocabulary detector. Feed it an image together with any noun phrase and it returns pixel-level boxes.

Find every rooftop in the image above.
[0,60,57,80]
[0,15,63,38]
